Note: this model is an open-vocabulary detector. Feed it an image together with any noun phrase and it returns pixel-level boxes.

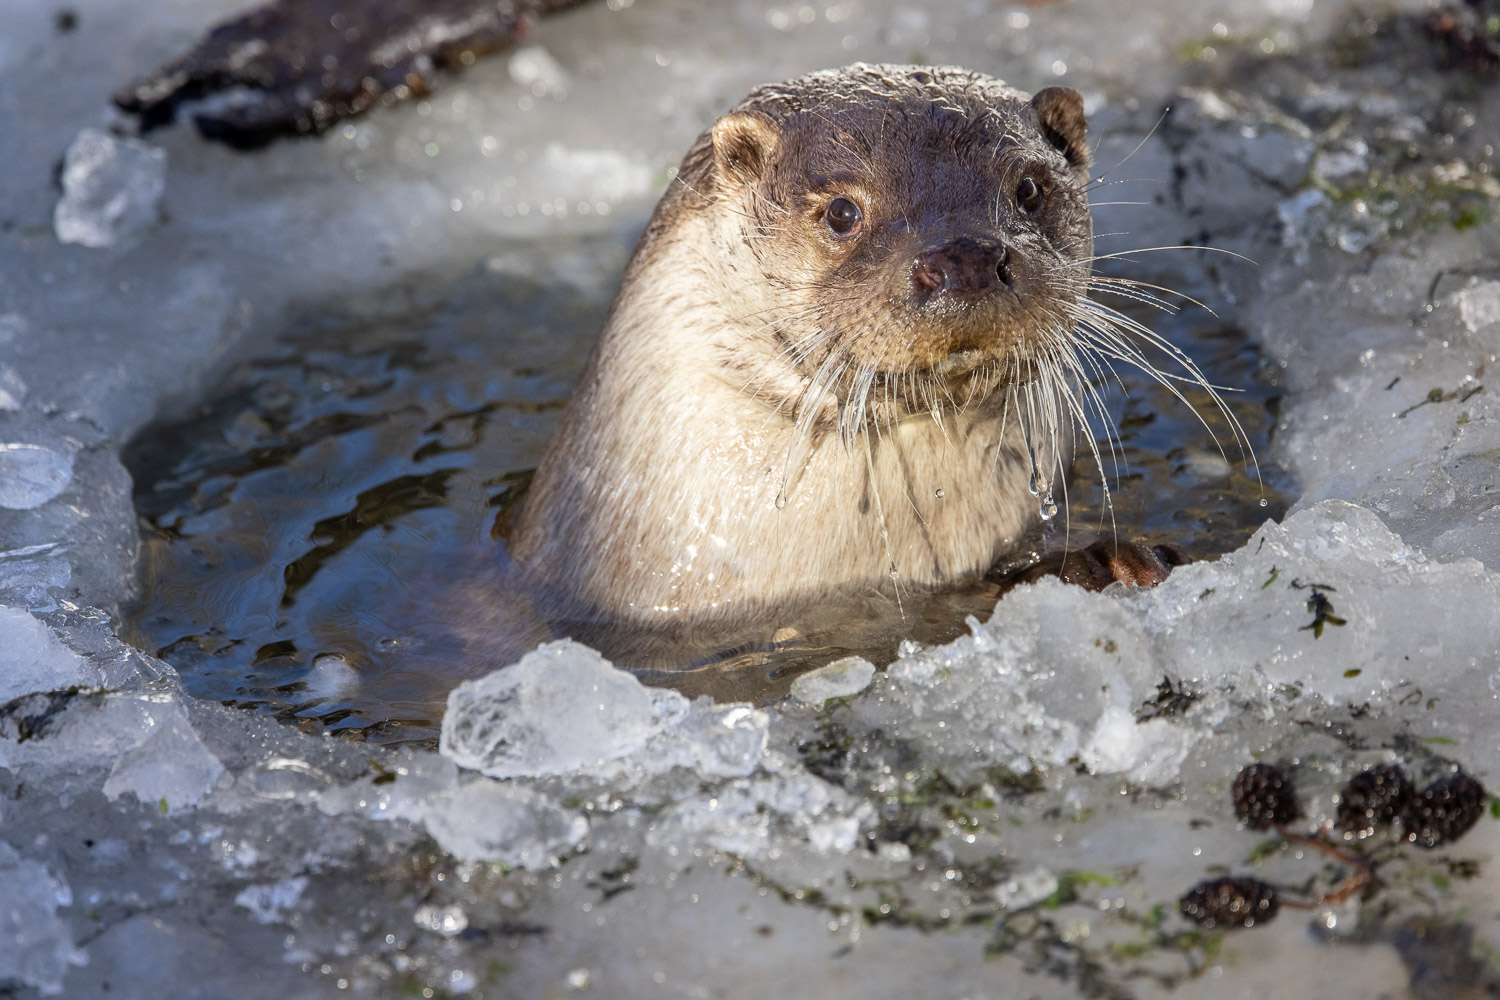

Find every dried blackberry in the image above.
[1336,763,1414,839]
[1179,876,1279,929]
[1401,772,1488,849]
[1232,762,1299,830]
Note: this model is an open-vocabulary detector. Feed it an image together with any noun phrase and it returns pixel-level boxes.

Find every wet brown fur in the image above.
[506,65,1095,636]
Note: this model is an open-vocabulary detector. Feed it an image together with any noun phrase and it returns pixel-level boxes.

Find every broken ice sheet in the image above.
[0,443,73,510]
[1,688,223,814]
[101,695,226,814]
[0,547,71,611]
[420,781,589,867]
[843,500,1500,789]
[0,606,96,702]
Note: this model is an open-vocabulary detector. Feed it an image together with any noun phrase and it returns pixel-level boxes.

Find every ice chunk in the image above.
[420,781,588,867]
[1079,704,1196,786]
[443,642,769,782]
[995,867,1059,910]
[1312,139,1369,183]
[100,696,225,814]
[315,750,460,821]
[1456,278,1500,335]
[302,654,359,703]
[0,606,94,702]
[0,443,73,510]
[315,748,585,865]
[635,701,768,779]
[790,656,876,705]
[441,640,688,779]
[1277,187,1329,247]
[0,844,84,996]
[508,46,570,98]
[648,771,869,857]
[53,128,167,248]
[234,876,308,924]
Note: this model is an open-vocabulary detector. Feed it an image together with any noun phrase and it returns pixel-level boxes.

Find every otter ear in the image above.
[711,110,780,186]
[1030,87,1089,170]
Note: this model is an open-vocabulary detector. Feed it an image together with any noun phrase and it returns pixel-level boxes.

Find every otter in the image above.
[504,64,1178,650]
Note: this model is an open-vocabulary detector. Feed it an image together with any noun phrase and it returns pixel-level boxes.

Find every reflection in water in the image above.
[124,243,1291,748]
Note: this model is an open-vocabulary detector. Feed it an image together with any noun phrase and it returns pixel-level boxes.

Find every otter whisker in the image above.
[1086,105,1171,191]
[1071,301,1258,481]
[1090,273,1215,312]
[1074,245,1259,267]
[1086,280,1185,315]
[860,423,907,622]
[1047,334,1125,493]
[1088,274,1221,317]
[1083,176,1165,196]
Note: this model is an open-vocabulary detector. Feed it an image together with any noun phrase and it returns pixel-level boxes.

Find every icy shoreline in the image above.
[6,0,1500,996]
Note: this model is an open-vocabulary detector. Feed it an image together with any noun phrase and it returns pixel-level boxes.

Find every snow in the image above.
[1,0,1498,995]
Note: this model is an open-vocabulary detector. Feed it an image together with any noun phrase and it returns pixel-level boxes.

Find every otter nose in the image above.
[912,238,1012,299]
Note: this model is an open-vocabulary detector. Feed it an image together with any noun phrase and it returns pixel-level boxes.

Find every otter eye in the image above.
[1016,176,1044,214]
[824,197,863,236]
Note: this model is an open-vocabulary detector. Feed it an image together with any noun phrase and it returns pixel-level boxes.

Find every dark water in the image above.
[123,229,1292,747]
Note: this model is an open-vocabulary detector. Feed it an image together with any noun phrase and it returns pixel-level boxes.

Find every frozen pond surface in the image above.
[4,0,1500,996]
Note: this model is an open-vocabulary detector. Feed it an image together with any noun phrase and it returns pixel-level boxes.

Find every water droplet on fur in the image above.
[934,488,945,499]
[775,492,788,510]
[1027,470,1042,497]
[1259,498,1269,507]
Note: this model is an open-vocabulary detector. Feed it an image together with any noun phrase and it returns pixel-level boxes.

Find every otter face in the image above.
[705,65,1094,431]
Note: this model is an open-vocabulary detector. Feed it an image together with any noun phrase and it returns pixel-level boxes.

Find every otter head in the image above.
[695,65,1093,434]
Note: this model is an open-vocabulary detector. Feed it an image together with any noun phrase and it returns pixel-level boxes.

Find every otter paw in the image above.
[1010,539,1187,592]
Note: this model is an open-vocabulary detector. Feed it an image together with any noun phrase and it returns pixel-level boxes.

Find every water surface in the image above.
[124,227,1292,746]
